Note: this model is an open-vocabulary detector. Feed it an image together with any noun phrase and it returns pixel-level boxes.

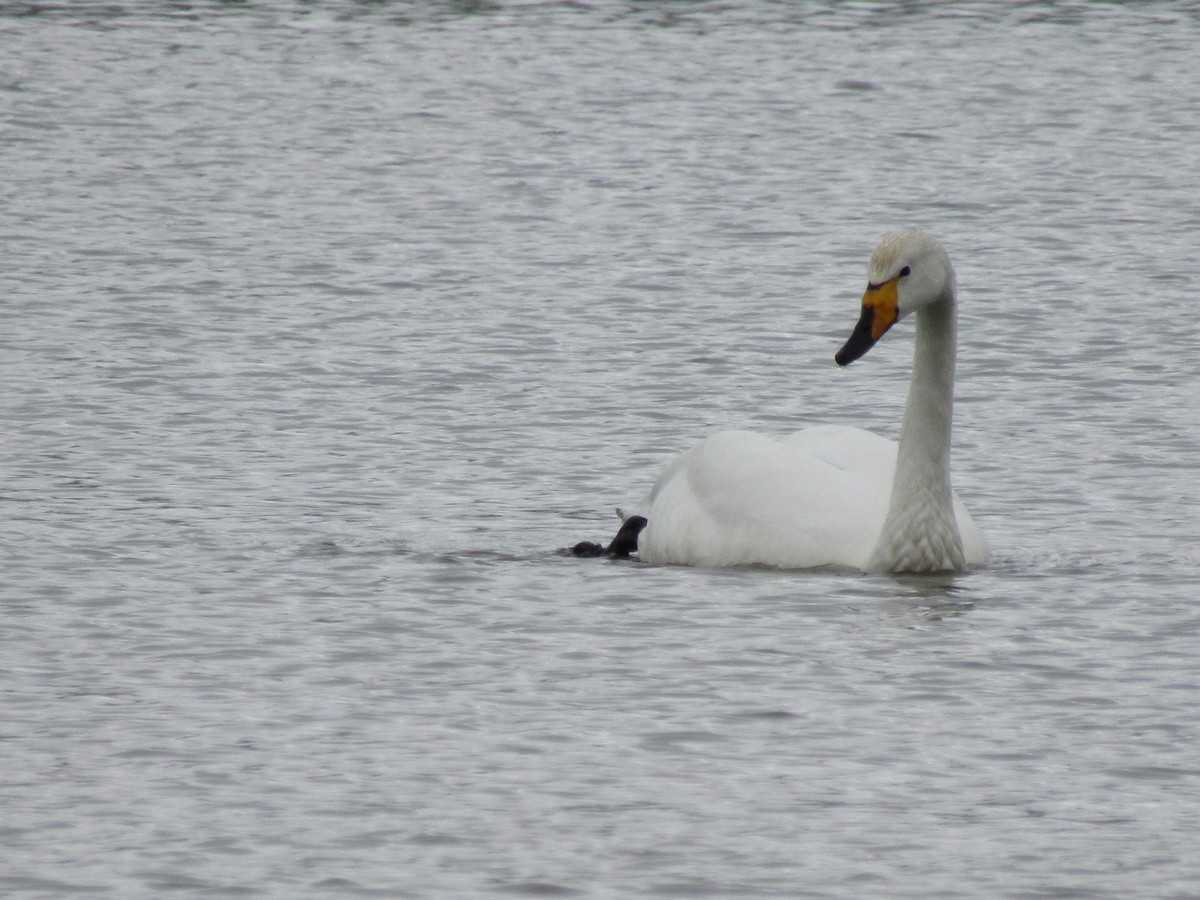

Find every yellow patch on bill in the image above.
[862,277,899,340]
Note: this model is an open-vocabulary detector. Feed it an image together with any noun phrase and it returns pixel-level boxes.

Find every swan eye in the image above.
[899,266,911,278]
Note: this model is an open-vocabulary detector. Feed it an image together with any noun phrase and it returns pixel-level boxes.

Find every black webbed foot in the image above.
[570,515,648,560]
[571,540,607,558]
[606,515,647,558]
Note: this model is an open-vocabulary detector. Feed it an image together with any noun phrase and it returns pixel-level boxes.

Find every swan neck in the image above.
[868,293,964,572]
[902,296,956,466]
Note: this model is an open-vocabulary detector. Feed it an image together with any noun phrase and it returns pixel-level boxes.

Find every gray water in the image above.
[4,2,1200,897]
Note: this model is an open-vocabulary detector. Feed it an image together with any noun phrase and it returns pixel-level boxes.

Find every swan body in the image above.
[627,229,990,573]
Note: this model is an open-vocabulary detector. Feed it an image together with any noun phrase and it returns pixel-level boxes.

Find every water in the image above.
[4,2,1200,896]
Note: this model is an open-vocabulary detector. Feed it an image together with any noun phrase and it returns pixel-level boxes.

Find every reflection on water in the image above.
[888,574,978,615]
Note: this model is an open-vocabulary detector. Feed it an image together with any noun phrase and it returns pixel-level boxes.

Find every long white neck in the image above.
[867,292,966,573]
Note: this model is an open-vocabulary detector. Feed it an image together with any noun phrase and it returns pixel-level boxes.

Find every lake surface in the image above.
[4,1,1200,896]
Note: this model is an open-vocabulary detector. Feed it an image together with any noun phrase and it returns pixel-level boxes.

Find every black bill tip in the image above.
[835,305,877,367]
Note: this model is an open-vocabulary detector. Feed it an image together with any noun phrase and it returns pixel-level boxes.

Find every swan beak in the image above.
[835,278,900,366]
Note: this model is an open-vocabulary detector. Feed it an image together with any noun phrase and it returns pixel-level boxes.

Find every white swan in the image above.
[622,229,990,573]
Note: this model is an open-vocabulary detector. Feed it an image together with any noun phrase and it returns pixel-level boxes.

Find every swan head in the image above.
[835,229,955,366]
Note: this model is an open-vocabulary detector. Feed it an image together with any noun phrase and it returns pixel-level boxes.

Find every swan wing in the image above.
[952,493,992,567]
[634,427,895,569]
[790,424,991,568]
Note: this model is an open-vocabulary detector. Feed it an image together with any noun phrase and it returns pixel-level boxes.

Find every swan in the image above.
[583,228,990,573]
